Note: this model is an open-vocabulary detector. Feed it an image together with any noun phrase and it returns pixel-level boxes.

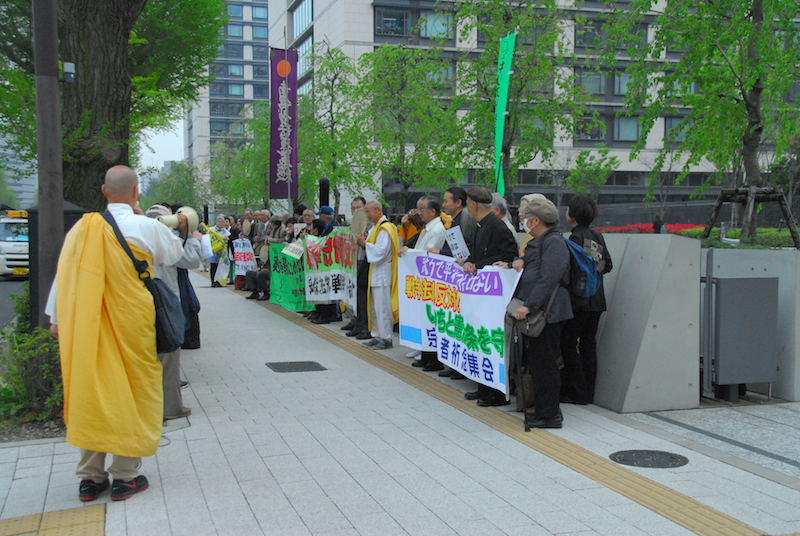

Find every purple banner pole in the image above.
[270,48,298,199]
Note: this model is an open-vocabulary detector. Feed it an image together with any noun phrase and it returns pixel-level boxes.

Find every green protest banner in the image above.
[494,33,517,197]
[303,227,358,308]
[269,243,314,311]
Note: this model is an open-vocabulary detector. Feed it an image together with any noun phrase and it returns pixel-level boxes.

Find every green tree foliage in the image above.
[768,132,800,205]
[454,0,591,204]
[0,0,225,210]
[0,169,19,208]
[143,160,208,210]
[208,104,271,213]
[358,45,461,212]
[566,149,620,201]
[297,44,374,214]
[602,0,800,244]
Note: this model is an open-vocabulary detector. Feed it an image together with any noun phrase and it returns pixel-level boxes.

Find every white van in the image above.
[0,211,29,277]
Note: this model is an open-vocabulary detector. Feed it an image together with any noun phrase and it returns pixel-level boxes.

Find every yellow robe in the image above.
[56,213,163,458]
[367,219,400,330]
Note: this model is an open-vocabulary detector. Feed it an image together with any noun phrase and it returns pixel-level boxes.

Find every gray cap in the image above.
[519,197,559,224]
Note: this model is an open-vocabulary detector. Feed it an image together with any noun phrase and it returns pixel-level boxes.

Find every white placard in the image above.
[444,226,471,260]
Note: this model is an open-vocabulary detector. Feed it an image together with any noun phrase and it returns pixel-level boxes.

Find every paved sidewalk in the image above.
[0,271,799,536]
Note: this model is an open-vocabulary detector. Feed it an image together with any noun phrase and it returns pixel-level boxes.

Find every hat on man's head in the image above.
[466,187,493,205]
[146,204,172,219]
[520,193,546,207]
[519,197,559,224]
[316,206,334,215]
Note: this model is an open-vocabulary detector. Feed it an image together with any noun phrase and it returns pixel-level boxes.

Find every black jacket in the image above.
[514,227,573,324]
[466,212,518,267]
[569,225,612,312]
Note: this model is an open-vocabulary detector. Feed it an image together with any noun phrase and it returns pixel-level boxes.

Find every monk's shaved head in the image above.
[104,166,138,198]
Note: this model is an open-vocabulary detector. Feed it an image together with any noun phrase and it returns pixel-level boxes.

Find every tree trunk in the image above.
[58,0,147,211]
[333,186,341,217]
[739,0,765,245]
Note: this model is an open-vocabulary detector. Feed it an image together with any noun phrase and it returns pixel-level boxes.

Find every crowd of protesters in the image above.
[213,188,612,431]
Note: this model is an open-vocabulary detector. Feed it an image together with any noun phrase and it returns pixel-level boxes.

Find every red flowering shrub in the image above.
[595,223,703,234]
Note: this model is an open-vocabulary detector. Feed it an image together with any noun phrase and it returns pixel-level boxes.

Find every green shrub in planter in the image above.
[0,283,63,423]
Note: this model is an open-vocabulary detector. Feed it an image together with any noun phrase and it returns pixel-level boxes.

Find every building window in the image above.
[254,65,269,79]
[665,116,689,142]
[210,122,228,135]
[228,64,243,77]
[575,116,604,141]
[253,46,269,59]
[614,72,631,95]
[253,6,268,19]
[210,83,225,95]
[376,7,409,36]
[254,85,269,97]
[614,116,640,141]
[228,4,242,18]
[576,21,602,49]
[293,0,313,37]
[211,102,227,115]
[231,123,245,135]
[229,103,244,115]
[419,10,453,39]
[227,24,243,38]
[212,64,225,77]
[229,84,244,96]
[253,26,268,39]
[577,69,603,95]
[225,44,243,58]
[296,37,313,76]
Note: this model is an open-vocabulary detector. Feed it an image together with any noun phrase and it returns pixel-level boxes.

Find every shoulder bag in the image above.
[102,211,185,354]
[504,286,559,338]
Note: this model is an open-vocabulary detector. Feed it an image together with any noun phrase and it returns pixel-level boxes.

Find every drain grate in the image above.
[609,450,689,468]
[265,361,327,373]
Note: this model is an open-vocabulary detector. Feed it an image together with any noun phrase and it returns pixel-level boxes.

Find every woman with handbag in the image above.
[508,197,573,429]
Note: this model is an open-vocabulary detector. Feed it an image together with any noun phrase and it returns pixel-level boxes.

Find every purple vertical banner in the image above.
[270,48,298,199]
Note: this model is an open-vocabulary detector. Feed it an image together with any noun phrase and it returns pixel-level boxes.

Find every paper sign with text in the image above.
[444,226,470,260]
[303,227,358,310]
[232,239,257,274]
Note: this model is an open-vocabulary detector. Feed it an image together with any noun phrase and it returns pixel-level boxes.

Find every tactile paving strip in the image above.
[263,300,769,536]
[0,505,104,536]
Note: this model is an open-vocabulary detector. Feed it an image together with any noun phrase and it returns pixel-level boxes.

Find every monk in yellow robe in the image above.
[47,166,184,501]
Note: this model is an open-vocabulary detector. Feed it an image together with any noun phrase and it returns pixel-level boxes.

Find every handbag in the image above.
[504,287,559,338]
[102,211,185,354]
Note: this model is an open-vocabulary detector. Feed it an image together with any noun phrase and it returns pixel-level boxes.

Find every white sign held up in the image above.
[444,226,471,260]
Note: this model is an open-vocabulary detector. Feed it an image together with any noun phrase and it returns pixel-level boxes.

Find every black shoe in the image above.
[245,292,259,299]
[312,317,332,325]
[450,372,466,380]
[525,412,563,429]
[79,478,110,501]
[345,329,360,337]
[438,368,454,377]
[477,394,510,407]
[355,331,372,340]
[362,338,381,347]
[256,292,269,301]
[465,385,489,400]
[374,339,393,350]
[111,475,149,501]
[412,360,426,368]
[180,381,189,389]
[341,322,355,331]
[423,362,444,372]
[559,395,588,405]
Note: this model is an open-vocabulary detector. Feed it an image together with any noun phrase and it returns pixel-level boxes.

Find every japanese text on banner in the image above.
[304,228,358,310]
[398,251,520,394]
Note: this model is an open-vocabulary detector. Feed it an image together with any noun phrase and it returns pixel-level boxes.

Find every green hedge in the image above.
[678,228,798,248]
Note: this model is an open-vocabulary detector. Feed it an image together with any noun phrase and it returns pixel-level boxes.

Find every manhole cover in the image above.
[265,361,327,373]
[609,450,689,468]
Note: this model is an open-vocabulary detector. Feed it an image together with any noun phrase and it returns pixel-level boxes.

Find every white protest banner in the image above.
[232,239,257,274]
[282,240,305,260]
[444,226,470,260]
[398,251,520,394]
